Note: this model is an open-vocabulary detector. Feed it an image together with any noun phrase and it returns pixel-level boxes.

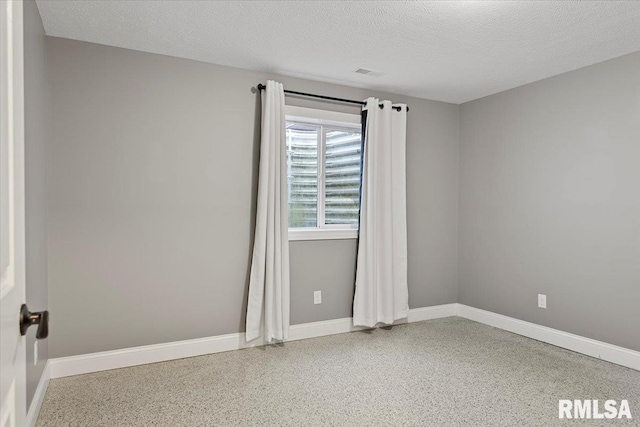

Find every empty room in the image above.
[1,0,639,426]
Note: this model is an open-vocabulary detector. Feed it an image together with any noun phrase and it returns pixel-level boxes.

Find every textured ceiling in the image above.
[36,1,640,104]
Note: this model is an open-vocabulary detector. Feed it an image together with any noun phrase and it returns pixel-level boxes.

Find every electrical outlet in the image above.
[314,291,322,305]
[34,341,38,366]
[538,294,547,309]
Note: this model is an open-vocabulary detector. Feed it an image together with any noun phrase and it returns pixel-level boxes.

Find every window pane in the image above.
[324,128,362,226]
[286,122,318,228]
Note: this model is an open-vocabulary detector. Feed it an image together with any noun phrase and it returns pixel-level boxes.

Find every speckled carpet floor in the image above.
[37,317,640,426]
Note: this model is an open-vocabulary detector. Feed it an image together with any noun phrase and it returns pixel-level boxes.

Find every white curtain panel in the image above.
[245,80,290,343]
[353,98,409,327]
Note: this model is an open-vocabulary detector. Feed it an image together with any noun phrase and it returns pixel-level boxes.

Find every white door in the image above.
[1,0,27,426]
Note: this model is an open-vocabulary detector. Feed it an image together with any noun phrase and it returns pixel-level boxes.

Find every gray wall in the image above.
[46,38,459,358]
[459,52,640,352]
[24,0,48,408]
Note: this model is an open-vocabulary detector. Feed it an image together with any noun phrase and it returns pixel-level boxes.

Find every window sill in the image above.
[289,229,358,241]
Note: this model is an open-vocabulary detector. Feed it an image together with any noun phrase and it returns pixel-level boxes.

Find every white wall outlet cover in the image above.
[313,291,322,305]
[538,294,547,309]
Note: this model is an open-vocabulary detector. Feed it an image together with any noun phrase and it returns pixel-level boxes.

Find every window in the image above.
[285,106,362,240]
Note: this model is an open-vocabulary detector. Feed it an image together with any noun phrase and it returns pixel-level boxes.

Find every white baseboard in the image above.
[290,317,365,340]
[408,303,458,323]
[50,331,265,379]
[26,360,50,427]
[50,302,637,379]
[50,303,458,379]
[456,304,640,371]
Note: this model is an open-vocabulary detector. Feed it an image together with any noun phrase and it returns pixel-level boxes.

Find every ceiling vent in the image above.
[354,68,385,77]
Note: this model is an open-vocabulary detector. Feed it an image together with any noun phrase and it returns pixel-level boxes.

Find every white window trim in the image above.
[285,105,361,127]
[285,105,361,241]
[289,228,358,241]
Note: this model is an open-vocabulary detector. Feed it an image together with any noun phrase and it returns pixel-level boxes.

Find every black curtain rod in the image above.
[257,84,408,112]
